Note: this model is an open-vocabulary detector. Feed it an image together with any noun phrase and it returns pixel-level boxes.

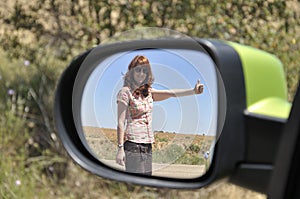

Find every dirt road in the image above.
[101,160,205,179]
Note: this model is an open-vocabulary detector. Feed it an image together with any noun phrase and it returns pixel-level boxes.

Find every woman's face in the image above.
[133,66,148,85]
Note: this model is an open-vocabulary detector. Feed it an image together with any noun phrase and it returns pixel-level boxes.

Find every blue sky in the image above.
[81,49,218,136]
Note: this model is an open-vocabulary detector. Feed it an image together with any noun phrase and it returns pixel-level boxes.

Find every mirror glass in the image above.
[80,48,219,178]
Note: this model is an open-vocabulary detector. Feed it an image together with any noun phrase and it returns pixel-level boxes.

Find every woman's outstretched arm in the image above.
[152,80,204,101]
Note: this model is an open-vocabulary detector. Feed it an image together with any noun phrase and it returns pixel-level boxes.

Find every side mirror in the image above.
[55,29,291,191]
[55,33,227,188]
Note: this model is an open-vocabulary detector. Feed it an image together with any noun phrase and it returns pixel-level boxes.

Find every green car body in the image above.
[227,41,291,119]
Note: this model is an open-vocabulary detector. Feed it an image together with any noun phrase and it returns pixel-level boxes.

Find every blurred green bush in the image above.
[0,0,299,198]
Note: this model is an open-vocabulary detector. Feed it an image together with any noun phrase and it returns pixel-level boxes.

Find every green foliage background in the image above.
[0,0,299,198]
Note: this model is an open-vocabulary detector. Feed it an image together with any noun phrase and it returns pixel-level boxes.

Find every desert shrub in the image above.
[189,144,201,153]
[157,137,169,142]
[153,144,185,164]
[176,154,205,165]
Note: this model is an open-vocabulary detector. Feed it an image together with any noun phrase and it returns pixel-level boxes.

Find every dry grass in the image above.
[83,126,214,152]
[83,126,214,164]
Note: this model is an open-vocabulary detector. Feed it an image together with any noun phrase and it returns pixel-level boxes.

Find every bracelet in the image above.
[118,144,124,148]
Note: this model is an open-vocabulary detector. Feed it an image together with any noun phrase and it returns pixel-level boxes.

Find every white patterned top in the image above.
[117,87,154,143]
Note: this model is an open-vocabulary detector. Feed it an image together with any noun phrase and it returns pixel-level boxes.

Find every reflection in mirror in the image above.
[81,49,218,179]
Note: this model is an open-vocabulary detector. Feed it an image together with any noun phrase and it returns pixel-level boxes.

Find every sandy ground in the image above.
[101,159,205,179]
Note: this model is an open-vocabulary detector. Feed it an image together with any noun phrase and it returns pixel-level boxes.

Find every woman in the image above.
[116,55,204,175]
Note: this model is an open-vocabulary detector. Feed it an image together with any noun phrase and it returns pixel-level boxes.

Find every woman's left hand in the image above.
[194,80,204,94]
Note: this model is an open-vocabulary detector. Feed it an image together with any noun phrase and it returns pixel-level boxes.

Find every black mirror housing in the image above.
[55,38,229,189]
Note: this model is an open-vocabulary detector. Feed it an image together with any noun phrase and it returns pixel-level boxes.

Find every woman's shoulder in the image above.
[118,86,132,97]
[117,87,132,104]
[119,86,131,93]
